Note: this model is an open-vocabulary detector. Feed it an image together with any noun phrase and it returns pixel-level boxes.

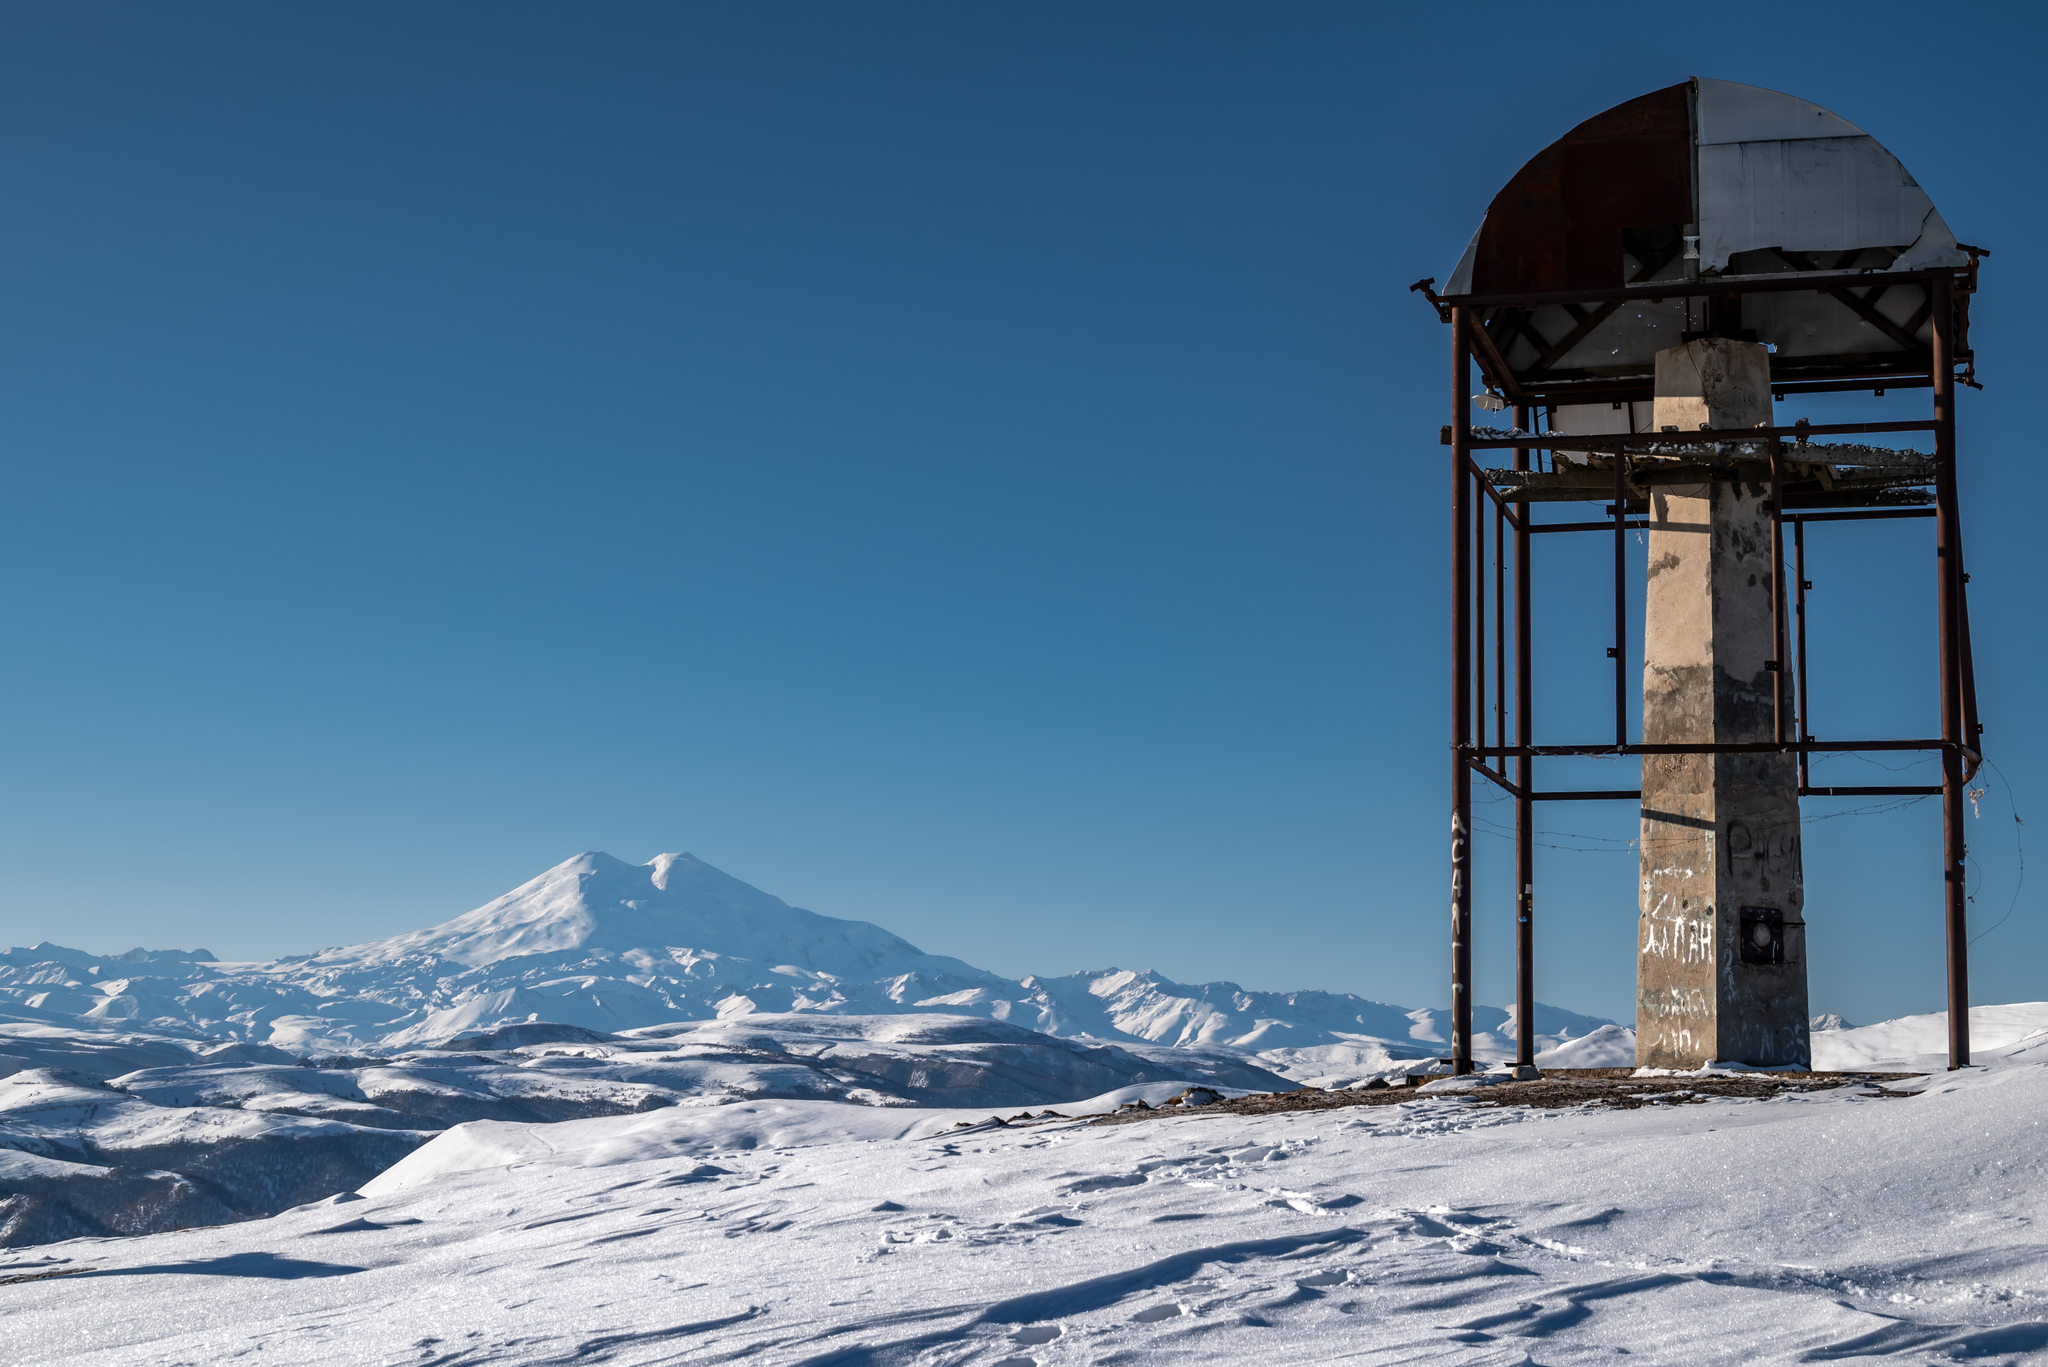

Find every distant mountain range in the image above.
[0,851,1612,1083]
[0,851,1628,1246]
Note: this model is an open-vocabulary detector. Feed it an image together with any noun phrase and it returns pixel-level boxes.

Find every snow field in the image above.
[6,1042,2048,1365]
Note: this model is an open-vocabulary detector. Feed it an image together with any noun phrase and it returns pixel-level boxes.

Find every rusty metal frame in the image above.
[1437,268,1985,1077]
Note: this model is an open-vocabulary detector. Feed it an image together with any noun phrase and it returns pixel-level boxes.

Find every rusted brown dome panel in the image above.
[1436,79,1977,402]
[1470,82,1692,295]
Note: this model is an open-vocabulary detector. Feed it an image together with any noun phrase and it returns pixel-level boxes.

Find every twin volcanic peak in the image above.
[334,851,991,980]
[0,851,1613,1072]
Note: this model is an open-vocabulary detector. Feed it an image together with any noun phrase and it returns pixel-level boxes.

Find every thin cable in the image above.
[1968,757,2026,946]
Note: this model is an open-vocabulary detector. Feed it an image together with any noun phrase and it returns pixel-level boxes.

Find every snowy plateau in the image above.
[3,851,2046,1365]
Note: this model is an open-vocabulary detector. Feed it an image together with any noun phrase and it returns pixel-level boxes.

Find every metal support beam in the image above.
[1932,278,1970,1070]
[1476,444,1488,795]
[1449,308,1475,1078]
[1496,493,1508,780]
[1474,738,1950,758]
[1796,522,1811,792]
[1467,754,1525,800]
[1466,309,1529,407]
[1513,403,1534,1070]
[1770,442,1787,747]
[1787,509,1935,526]
[1612,446,1627,751]
[1467,419,1937,450]
[1440,264,1956,312]
[1529,518,1648,534]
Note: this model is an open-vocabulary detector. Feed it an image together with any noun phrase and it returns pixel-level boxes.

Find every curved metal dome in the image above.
[1436,78,1976,403]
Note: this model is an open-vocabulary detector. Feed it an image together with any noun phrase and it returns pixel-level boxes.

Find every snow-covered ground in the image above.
[7,1022,2047,1364]
[0,1013,1296,1246]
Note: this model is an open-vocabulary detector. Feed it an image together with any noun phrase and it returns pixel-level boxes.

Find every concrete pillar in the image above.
[1636,337,1809,1069]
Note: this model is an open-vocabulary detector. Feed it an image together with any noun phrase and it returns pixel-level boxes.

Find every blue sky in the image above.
[0,3,2041,1027]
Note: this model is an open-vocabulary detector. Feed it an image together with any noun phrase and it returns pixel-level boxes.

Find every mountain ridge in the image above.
[0,850,1615,1080]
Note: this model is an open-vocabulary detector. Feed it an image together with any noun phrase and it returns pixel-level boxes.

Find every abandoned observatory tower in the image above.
[1422,78,1987,1072]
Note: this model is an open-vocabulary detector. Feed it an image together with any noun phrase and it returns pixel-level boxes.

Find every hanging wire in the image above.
[1968,757,2027,946]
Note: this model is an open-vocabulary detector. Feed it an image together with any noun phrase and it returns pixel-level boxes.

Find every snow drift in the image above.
[14,1020,2048,1364]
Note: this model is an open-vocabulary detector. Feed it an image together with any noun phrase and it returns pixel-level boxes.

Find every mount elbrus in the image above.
[0,852,1617,1246]
[0,852,1606,1066]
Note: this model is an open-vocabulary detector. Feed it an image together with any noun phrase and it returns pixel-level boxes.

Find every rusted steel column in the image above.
[1476,457,1488,770]
[1931,277,1970,1070]
[1770,442,1786,747]
[1450,310,1475,1077]
[1496,496,1508,778]
[1613,444,1627,750]
[1959,560,1981,776]
[1514,404,1535,1068]
[1795,521,1810,792]
[1950,499,1981,780]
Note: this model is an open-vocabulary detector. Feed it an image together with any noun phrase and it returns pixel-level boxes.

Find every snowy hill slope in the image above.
[1811,1002,2048,1071]
[0,1014,1290,1246]
[0,1068,429,1246]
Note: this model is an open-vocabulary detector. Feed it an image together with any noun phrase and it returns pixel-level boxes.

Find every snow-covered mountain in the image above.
[0,850,1613,1075]
[339,851,993,977]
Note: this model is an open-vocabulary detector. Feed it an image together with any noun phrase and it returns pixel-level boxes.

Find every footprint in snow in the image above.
[1132,1303,1188,1323]
[1011,1325,1062,1345]
[1297,1271,1349,1288]
[306,1217,422,1236]
[654,1164,733,1187]
[1005,1206,1081,1229]
[882,1216,959,1244]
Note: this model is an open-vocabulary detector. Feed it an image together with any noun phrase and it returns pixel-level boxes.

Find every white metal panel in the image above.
[1553,401,1654,435]
[1445,222,1483,296]
[1693,78,1966,274]
[1742,281,1930,359]
[1549,401,1654,466]
[1695,78,1866,145]
[1894,207,1966,269]
[1543,298,1690,372]
[1698,136,1941,271]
